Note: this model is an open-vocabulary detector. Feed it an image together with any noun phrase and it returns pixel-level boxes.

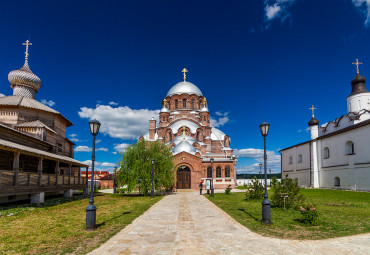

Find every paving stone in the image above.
[88,192,370,255]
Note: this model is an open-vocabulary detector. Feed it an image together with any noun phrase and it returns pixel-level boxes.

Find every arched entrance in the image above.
[177,165,191,189]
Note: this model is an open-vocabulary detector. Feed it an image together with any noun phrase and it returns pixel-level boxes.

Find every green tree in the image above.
[271,175,305,209]
[117,139,175,195]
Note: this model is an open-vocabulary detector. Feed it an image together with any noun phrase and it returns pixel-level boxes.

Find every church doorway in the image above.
[176,165,191,189]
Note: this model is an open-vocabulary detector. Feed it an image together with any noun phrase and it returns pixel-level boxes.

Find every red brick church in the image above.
[141,69,237,190]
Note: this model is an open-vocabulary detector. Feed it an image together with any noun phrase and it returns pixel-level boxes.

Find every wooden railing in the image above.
[0,170,87,187]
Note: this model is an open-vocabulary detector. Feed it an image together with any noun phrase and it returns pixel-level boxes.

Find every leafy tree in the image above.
[271,175,305,209]
[117,139,175,195]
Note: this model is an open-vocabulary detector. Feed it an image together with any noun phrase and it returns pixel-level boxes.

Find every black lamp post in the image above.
[210,158,214,197]
[259,163,262,184]
[113,166,117,194]
[151,159,155,198]
[86,119,101,231]
[259,122,272,224]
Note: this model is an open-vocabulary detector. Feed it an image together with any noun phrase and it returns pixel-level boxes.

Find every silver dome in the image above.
[173,140,196,155]
[166,81,203,97]
[171,134,196,145]
[200,106,209,112]
[8,61,41,91]
[160,106,170,113]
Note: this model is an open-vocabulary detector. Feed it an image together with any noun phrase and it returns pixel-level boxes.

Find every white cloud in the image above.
[298,129,302,133]
[264,0,296,23]
[0,93,5,97]
[101,162,116,167]
[109,101,119,106]
[78,105,159,140]
[75,146,108,152]
[95,139,101,144]
[352,0,370,26]
[75,146,91,152]
[235,148,281,174]
[114,143,130,153]
[211,112,230,127]
[82,160,116,169]
[41,99,55,107]
[70,138,80,142]
[70,134,78,137]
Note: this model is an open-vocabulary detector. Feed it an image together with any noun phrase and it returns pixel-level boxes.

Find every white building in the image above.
[280,66,370,191]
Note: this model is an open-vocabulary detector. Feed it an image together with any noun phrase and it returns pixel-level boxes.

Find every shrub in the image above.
[245,176,264,200]
[271,175,305,209]
[300,204,320,226]
[225,185,232,194]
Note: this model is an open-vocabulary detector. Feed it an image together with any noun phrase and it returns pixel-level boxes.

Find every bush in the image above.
[245,176,264,200]
[300,204,320,226]
[225,185,232,194]
[271,175,305,209]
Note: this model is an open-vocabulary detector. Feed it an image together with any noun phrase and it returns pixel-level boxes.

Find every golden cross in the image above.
[203,97,207,107]
[352,58,363,74]
[309,105,317,117]
[182,68,188,81]
[22,40,32,60]
[163,98,167,107]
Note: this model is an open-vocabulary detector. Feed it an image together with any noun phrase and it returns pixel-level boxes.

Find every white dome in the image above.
[160,106,169,113]
[171,134,196,145]
[169,120,200,134]
[173,140,196,155]
[9,62,41,91]
[166,81,203,97]
[200,106,209,112]
[211,127,226,141]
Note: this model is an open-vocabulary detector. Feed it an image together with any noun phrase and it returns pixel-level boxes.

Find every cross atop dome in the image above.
[22,40,32,62]
[352,58,363,74]
[182,68,188,81]
[309,105,317,117]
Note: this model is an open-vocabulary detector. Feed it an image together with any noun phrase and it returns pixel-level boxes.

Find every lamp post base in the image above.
[261,197,272,225]
[210,188,214,197]
[150,189,154,198]
[86,204,97,231]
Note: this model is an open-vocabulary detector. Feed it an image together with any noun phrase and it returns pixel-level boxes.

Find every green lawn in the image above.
[207,189,370,240]
[0,193,161,254]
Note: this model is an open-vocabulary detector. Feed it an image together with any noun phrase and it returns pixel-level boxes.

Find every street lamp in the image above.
[86,119,101,231]
[210,158,214,197]
[259,163,262,184]
[151,159,155,198]
[259,122,272,224]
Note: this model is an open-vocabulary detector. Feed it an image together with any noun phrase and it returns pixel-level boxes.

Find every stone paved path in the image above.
[89,191,370,255]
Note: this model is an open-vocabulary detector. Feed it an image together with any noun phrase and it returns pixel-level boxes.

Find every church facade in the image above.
[141,70,237,190]
[280,61,370,191]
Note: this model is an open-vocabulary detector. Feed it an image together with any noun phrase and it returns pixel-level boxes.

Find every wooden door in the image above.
[177,167,191,189]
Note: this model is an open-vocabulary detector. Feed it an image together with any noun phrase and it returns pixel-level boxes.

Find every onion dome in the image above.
[173,140,196,155]
[172,134,196,145]
[8,41,41,99]
[349,73,368,97]
[166,81,203,97]
[308,116,319,126]
[160,106,170,113]
[200,106,209,112]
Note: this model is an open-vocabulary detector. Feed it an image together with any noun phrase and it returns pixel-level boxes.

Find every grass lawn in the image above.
[0,193,161,254]
[207,188,370,240]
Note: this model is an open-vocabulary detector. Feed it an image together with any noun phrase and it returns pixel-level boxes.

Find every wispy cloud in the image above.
[235,148,281,174]
[114,143,130,153]
[211,111,230,127]
[75,145,108,152]
[352,0,370,27]
[109,101,119,106]
[78,105,159,140]
[82,160,117,171]
[41,99,55,107]
[264,0,297,25]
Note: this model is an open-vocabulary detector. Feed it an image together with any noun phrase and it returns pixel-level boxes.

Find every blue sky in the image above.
[1,0,370,174]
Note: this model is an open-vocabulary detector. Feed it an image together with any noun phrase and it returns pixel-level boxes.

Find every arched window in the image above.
[183,98,186,108]
[323,147,329,159]
[207,167,212,178]
[225,166,230,178]
[334,177,340,187]
[191,99,195,109]
[216,166,221,178]
[298,154,302,163]
[198,101,201,109]
[168,132,172,141]
[175,99,178,109]
[289,156,293,164]
[196,132,199,141]
[345,141,354,155]
[203,116,206,121]
[168,102,171,110]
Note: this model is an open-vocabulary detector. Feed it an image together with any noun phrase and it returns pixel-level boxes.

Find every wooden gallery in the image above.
[0,41,88,204]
